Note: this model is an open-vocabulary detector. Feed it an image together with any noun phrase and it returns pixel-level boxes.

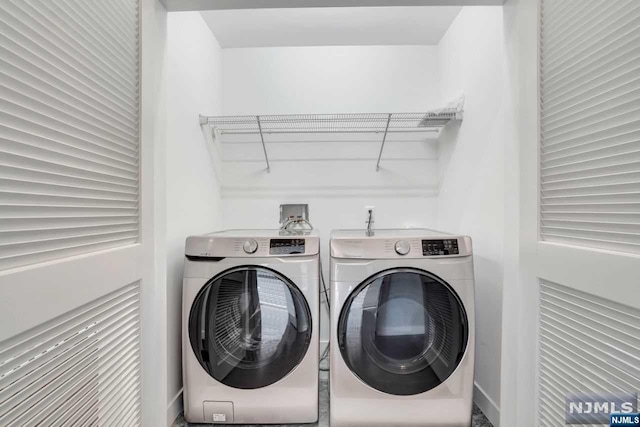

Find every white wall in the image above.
[165,11,224,424]
[141,0,169,425]
[222,45,440,114]
[219,45,442,347]
[219,45,442,212]
[436,7,505,426]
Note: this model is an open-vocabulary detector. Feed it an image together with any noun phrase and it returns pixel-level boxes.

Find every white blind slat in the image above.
[45,380,98,427]
[0,0,140,270]
[542,32,640,98]
[543,87,640,132]
[543,51,640,106]
[542,2,639,68]
[538,281,640,426]
[540,0,603,34]
[3,1,138,96]
[0,282,141,427]
[541,0,640,254]
[542,13,640,76]
[0,26,137,111]
[0,153,138,187]
[543,135,640,163]
[1,46,138,128]
[0,216,139,232]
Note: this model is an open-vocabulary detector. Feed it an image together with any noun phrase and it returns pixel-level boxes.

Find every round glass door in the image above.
[338,268,468,395]
[189,266,312,389]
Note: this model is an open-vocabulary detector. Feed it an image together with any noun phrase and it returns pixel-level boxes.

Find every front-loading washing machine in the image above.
[183,229,319,424]
[330,229,475,427]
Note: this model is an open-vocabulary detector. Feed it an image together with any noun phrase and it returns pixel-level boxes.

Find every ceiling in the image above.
[200,6,463,48]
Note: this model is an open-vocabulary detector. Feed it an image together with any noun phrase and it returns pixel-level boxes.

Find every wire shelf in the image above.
[199,110,462,135]
[198,108,463,172]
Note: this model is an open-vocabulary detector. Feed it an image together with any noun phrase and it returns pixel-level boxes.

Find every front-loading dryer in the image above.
[330,229,475,427]
[183,229,319,424]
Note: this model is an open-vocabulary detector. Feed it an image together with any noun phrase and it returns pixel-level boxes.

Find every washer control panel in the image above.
[330,232,471,259]
[422,239,459,256]
[269,238,306,255]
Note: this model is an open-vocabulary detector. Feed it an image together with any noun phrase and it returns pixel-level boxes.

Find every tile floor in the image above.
[174,372,494,427]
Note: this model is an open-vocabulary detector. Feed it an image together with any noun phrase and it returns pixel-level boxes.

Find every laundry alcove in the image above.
[165,6,505,427]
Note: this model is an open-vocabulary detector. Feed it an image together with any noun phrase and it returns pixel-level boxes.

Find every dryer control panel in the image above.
[270,238,306,255]
[185,230,320,258]
[422,239,459,256]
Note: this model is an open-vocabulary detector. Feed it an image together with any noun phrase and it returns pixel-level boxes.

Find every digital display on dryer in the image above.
[269,239,305,255]
[422,239,459,256]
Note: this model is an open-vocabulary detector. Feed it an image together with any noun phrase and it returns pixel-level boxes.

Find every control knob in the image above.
[394,240,410,255]
[243,239,258,254]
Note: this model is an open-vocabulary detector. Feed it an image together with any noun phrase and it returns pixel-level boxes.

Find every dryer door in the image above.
[189,266,312,389]
[338,268,468,395]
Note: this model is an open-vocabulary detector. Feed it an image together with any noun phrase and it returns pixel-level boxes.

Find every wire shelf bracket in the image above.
[375,114,392,172]
[199,107,463,172]
[256,115,271,173]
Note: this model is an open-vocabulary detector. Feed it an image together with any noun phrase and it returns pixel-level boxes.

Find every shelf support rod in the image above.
[376,113,392,172]
[256,115,271,173]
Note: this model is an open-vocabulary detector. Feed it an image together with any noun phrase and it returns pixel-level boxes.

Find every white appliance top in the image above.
[204,229,318,238]
[186,229,320,258]
[331,228,454,239]
[330,228,472,259]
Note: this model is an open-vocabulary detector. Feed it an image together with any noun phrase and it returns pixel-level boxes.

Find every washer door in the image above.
[338,268,468,395]
[189,266,312,389]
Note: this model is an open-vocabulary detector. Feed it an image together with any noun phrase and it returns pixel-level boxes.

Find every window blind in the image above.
[540,0,640,254]
[0,0,140,270]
